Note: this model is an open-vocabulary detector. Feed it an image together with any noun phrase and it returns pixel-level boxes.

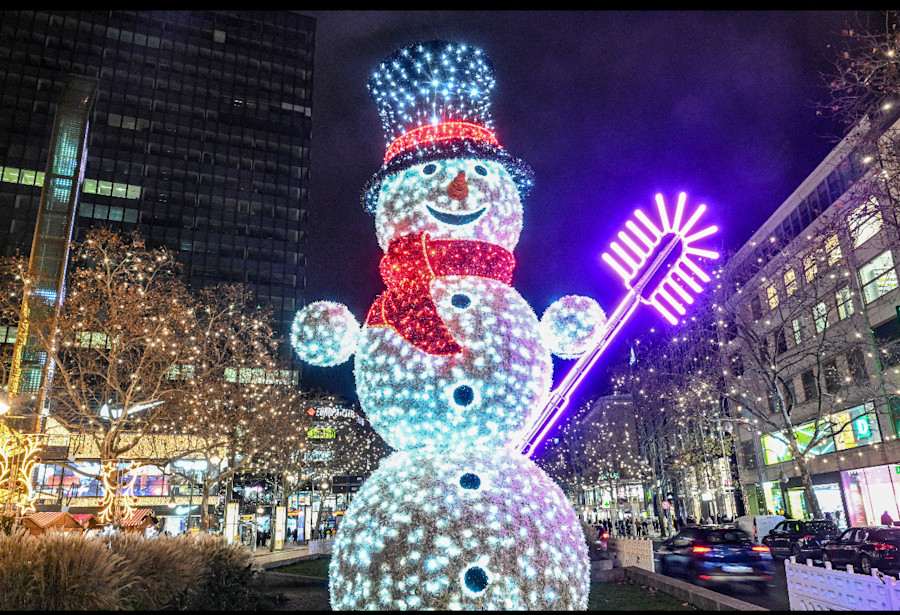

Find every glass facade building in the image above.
[0,11,314,377]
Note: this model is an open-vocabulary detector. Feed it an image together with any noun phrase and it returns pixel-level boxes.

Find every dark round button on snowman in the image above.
[291,40,606,611]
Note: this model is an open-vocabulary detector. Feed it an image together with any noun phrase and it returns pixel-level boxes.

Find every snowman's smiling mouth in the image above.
[426,205,486,226]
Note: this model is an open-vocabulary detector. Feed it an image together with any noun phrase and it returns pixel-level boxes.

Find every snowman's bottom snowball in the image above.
[328,445,589,610]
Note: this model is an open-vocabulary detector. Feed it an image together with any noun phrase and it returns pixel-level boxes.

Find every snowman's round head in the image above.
[363,40,533,247]
[372,157,523,252]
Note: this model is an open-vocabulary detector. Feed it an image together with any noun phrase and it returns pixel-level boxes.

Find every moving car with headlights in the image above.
[761,519,840,559]
[822,526,900,575]
[657,526,774,589]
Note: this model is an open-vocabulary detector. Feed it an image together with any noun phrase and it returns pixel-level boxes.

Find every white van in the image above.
[734,514,785,544]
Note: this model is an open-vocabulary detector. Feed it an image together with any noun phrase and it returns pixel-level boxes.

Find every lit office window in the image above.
[849,197,883,248]
[813,301,829,333]
[826,234,842,266]
[836,286,855,320]
[803,253,818,283]
[859,250,898,304]
[784,267,797,296]
[766,283,779,310]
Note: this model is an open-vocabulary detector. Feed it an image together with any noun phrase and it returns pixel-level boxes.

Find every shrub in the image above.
[32,530,135,611]
[0,528,260,610]
[0,529,41,610]
[107,531,205,610]
[175,533,262,611]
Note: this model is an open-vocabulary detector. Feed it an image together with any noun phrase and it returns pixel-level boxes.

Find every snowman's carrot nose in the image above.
[446,171,468,201]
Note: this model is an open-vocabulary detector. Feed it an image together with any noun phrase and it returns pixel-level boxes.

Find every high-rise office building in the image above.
[0,11,314,379]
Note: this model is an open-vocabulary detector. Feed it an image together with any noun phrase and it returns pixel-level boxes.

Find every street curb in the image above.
[257,553,324,571]
[624,567,768,611]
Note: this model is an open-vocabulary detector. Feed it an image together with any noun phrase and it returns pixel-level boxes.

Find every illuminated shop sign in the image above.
[761,402,881,465]
[305,406,365,424]
[307,427,336,439]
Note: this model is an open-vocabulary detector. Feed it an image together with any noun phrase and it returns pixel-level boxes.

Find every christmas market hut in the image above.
[71,513,101,531]
[121,508,158,533]
[21,511,85,536]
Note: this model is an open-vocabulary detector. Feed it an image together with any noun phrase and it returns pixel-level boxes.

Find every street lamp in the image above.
[696,414,750,520]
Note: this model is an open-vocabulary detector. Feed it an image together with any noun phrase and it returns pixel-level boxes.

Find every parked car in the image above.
[761,518,841,559]
[657,526,774,589]
[822,526,900,575]
[734,515,785,545]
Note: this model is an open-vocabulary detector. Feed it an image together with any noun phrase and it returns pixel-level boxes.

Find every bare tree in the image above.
[537,397,650,537]
[0,229,204,523]
[155,285,305,531]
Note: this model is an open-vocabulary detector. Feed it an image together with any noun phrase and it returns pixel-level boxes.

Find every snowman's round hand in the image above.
[539,295,607,359]
[290,301,360,366]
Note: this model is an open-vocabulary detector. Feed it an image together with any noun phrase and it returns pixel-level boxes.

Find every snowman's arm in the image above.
[290,300,361,367]
[539,295,607,360]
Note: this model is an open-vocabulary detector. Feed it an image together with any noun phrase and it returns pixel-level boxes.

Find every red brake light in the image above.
[752,545,770,552]
[692,546,712,553]
[602,532,609,538]
[874,543,897,551]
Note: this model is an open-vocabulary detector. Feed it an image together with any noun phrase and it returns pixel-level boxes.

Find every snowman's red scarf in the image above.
[365,232,515,356]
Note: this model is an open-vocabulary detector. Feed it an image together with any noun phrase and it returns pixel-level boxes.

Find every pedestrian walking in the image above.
[882,510,894,526]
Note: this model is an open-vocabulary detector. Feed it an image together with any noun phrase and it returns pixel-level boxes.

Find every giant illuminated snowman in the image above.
[291,41,607,610]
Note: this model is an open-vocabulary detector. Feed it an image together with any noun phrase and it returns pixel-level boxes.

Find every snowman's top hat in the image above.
[362,40,534,214]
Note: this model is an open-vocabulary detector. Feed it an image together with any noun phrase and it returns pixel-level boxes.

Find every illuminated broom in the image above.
[517,192,719,456]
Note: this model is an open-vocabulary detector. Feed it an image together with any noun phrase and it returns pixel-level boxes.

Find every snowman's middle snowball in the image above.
[355,275,552,451]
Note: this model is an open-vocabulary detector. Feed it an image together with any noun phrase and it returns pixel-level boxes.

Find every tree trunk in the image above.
[199,482,211,532]
[795,453,823,519]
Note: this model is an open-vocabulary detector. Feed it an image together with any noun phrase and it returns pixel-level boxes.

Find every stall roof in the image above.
[122,508,156,527]
[22,511,83,529]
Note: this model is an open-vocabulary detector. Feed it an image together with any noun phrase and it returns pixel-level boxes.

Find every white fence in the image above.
[308,538,334,555]
[607,536,655,573]
[785,556,900,610]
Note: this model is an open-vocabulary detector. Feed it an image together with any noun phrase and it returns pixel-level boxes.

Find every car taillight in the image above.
[602,532,609,539]
[752,545,770,553]
[693,546,712,553]
[874,543,897,551]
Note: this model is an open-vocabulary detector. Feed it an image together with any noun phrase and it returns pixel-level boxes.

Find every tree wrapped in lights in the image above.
[240,395,390,539]
[0,229,201,523]
[608,315,740,528]
[537,397,650,536]
[155,285,305,531]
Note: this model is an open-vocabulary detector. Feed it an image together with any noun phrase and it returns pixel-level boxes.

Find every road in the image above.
[654,552,790,611]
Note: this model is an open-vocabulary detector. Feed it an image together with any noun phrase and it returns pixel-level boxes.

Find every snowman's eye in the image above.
[422,163,437,175]
[473,165,488,176]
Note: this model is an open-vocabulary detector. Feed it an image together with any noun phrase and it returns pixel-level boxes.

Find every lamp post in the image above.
[697,414,749,519]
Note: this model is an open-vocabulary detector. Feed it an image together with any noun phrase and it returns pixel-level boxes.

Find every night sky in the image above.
[296,10,874,403]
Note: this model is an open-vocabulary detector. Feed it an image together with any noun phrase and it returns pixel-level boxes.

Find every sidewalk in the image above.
[247,542,318,570]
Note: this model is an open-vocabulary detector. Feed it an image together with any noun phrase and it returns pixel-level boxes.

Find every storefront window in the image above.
[860,250,898,304]
[787,488,808,519]
[814,484,848,529]
[841,463,900,527]
[761,402,880,465]
[762,480,786,516]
